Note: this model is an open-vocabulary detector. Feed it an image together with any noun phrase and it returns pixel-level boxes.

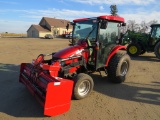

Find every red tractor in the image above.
[19,15,130,116]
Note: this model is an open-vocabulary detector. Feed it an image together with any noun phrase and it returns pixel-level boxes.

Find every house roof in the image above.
[39,17,71,28]
[27,25,50,32]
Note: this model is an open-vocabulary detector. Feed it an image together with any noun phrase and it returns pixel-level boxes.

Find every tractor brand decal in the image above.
[54,82,61,86]
[70,49,84,57]
[76,49,83,55]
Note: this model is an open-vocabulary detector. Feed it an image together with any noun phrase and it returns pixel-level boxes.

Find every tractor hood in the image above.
[53,45,85,59]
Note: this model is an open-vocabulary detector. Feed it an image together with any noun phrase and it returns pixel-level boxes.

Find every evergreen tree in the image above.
[110,5,118,16]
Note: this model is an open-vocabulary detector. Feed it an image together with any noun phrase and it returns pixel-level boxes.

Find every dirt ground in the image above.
[0,37,159,120]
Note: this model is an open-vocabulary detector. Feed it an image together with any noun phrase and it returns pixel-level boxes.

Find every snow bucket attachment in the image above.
[19,63,74,116]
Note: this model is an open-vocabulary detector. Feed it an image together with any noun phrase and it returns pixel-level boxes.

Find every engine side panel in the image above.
[53,45,84,59]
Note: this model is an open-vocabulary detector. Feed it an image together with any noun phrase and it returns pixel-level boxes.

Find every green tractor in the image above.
[121,24,160,59]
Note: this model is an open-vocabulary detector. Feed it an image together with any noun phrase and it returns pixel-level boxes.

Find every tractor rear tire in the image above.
[127,43,141,57]
[154,42,160,59]
[73,73,94,100]
[108,51,130,83]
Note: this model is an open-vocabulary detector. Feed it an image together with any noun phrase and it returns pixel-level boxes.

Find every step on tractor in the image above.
[19,15,131,116]
[121,24,160,58]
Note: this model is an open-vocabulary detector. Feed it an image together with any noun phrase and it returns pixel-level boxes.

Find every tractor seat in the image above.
[87,39,93,55]
[87,39,94,64]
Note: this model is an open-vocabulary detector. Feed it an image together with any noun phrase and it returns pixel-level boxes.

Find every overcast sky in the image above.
[0,0,160,33]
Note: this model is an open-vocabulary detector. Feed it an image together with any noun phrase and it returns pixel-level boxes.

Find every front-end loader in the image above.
[19,15,130,116]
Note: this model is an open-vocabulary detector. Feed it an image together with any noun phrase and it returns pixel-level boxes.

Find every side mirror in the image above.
[66,23,69,30]
[122,23,126,26]
[100,20,107,29]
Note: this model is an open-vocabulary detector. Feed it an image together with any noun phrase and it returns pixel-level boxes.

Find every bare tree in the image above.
[139,20,158,33]
[119,26,127,34]
[139,21,148,33]
[127,20,139,32]
[147,20,158,26]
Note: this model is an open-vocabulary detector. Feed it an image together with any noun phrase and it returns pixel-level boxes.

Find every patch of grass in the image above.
[0,33,27,37]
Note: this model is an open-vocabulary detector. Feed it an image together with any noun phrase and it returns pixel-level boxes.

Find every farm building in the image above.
[27,17,72,38]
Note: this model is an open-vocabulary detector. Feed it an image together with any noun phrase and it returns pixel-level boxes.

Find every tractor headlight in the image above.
[40,64,43,68]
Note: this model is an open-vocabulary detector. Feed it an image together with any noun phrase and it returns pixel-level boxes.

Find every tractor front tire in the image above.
[154,42,160,59]
[127,43,141,57]
[73,73,94,100]
[108,51,130,83]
